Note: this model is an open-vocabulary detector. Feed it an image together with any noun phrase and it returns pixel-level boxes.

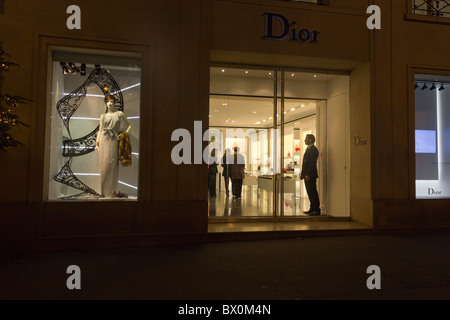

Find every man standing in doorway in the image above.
[301,134,320,215]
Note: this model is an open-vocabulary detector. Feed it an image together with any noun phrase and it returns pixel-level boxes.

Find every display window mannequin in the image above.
[95,95,132,197]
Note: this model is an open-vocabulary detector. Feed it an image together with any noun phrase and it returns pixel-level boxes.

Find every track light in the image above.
[430,83,436,91]
[60,62,70,74]
[421,83,428,90]
[95,64,101,74]
[80,63,86,76]
[68,62,80,74]
[439,84,445,91]
[415,83,419,90]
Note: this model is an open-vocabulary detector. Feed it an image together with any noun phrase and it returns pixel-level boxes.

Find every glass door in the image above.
[208,67,276,218]
[208,66,331,219]
[277,71,323,217]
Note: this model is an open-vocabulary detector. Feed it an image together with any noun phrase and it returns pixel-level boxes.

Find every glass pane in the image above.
[48,53,141,200]
[208,67,275,217]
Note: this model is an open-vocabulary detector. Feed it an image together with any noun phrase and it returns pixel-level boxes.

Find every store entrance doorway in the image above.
[207,66,350,220]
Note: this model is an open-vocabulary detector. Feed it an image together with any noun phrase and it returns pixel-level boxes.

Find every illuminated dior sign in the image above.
[263,13,320,43]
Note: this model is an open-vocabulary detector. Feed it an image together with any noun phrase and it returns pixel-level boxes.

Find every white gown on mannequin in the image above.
[99,112,121,197]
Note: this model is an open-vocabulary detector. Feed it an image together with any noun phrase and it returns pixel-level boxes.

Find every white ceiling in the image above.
[209,95,317,128]
[209,67,325,127]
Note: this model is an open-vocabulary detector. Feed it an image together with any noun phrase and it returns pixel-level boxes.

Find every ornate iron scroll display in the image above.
[413,0,450,17]
[54,68,124,197]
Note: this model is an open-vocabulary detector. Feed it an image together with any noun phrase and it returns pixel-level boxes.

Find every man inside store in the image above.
[231,147,245,199]
[301,134,320,216]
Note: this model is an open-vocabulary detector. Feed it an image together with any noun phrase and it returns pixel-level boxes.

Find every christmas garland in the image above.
[0,43,32,151]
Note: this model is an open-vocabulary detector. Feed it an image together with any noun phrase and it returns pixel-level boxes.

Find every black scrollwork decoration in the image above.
[62,126,99,158]
[413,0,450,17]
[56,68,124,140]
[54,158,101,196]
[54,67,124,197]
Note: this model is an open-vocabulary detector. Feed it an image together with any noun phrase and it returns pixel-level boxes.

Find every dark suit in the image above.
[208,156,218,197]
[231,153,245,198]
[301,145,320,212]
[222,154,231,194]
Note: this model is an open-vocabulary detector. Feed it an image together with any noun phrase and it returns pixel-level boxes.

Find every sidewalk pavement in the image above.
[1,231,449,300]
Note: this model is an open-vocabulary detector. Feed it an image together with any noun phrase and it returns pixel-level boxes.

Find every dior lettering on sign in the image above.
[354,136,368,147]
[263,13,320,44]
[428,188,442,195]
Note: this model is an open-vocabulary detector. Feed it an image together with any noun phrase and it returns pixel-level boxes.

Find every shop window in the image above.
[411,0,450,18]
[47,51,141,200]
[415,74,450,199]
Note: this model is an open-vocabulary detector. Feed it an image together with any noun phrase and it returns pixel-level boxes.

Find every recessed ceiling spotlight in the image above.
[263,119,266,122]
[268,72,272,75]
[222,102,228,106]
[301,104,305,108]
[269,117,273,120]
[291,73,295,77]
[291,108,295,111]
[221,69,225,72]
[314,75,317,78]
[255,121,261,125]
[245,70,249,74]
[253,111,257,114]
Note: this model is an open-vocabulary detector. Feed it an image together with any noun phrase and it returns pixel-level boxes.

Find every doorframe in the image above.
[208,63,350,222]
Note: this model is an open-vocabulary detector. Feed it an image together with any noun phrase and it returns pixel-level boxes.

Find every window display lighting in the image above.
[80,63,86,76]
[415,80,447,91]
[60,62,70,74]
[68,62,80,74]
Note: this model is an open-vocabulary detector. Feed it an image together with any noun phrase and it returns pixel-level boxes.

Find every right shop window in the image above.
[415,74,450,199]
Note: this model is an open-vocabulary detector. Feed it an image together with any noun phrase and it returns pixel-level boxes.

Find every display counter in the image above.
[257,176,296,194]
